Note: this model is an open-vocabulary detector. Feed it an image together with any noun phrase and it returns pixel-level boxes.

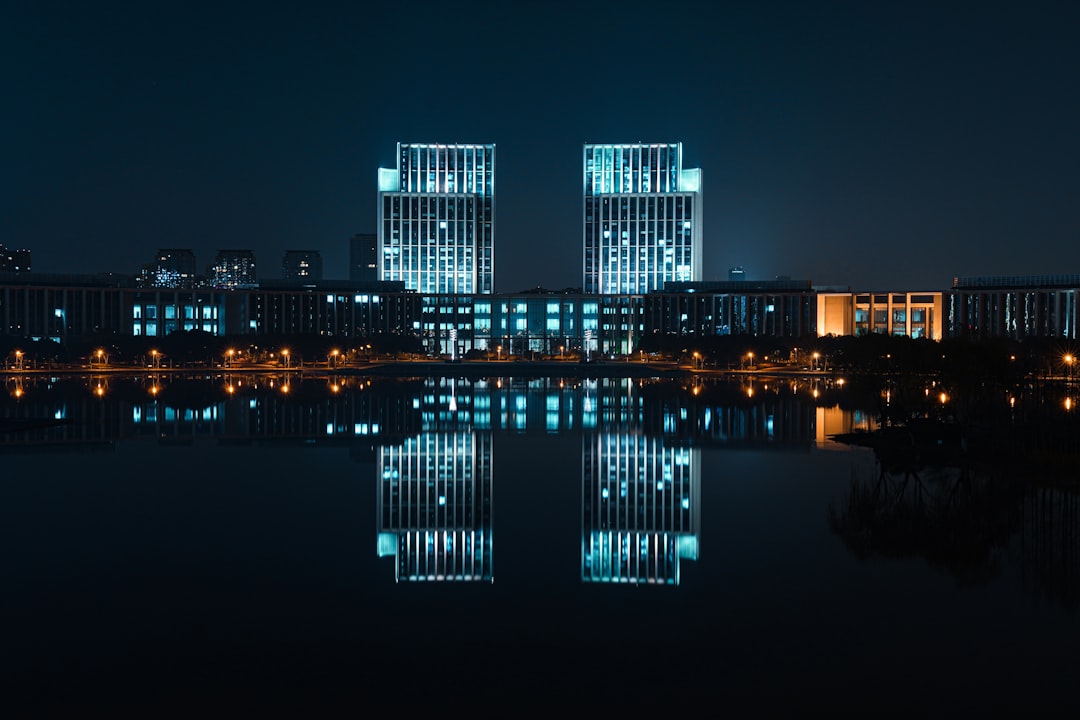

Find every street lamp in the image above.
[282,348,290,368]
[226,348,235,368]
[747,351,754,370]
[14,350,24,371]
[693,351,701,370]
[330,348,340,368]
[812,352,820,371]
[497,345,502,361]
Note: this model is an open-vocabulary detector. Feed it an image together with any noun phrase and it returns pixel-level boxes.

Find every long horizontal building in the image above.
[28,270,1080,357]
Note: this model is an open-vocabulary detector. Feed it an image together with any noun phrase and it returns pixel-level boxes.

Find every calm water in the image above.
[2,372,1078,712]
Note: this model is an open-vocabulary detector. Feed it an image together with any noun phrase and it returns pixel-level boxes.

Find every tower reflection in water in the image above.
[377,431,494,582]
[582,434,700,585]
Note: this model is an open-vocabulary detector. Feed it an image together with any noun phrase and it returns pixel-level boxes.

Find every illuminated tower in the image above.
[583,142,703,294]
[377,143,496,294]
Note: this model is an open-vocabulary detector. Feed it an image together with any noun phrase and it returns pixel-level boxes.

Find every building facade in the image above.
[583,142,703,294]
[948,276,1080,340]
[377,143,496,295]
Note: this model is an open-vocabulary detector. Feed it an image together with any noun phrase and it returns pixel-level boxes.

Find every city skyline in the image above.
[4,1,1078,293]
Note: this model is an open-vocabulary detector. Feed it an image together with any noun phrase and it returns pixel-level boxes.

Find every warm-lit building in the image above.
[583,142,703,294]
[817,291,943,340]
[581,433,699,585]
[377,143,496,294]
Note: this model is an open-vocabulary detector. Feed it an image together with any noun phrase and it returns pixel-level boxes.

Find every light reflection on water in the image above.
[1,373,1078,711]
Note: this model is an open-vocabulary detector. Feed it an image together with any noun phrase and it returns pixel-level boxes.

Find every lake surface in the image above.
[2,371,1079,712]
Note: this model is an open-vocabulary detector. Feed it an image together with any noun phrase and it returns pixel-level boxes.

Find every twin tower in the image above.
[377,142,703,295]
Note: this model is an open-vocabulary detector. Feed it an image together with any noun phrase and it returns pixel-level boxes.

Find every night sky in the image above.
[4,1,1078,292]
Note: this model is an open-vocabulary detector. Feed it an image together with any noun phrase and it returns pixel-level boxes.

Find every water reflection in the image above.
[3,371,1078,604]
[831,443,1080,611]
[377,431,493,583]
[582,434,699,585]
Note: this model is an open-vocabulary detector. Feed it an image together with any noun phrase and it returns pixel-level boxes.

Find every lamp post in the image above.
[14,350,24,371]
[226,348,235,368]
[812,352,820,371]
[330,348,340,369]
[282,348,290,369]
[747,351,754,370]
[1065,353,1075,382]
[497,345,502,362]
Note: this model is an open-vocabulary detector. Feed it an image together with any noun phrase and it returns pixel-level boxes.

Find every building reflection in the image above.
[376,431,494,583]
[581,433,700,585]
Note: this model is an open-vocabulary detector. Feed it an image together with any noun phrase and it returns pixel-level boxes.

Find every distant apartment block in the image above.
[818,291,944,340]
[281,250,322,281]
[377,430,494,582]
[209,249,257,289]
[0,243,31,273]
[139,248,197,288]
[583,142,702,294]
[377,143,496,294]
[349,232,377,283]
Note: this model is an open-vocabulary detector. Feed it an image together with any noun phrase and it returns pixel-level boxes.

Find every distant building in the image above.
[349,232,377,282]
[728,266,745,281]
[948,275,1080,340]
[583,142,702,294]
[138,248,197,288]
[282,250,322,281]
[210,249,257,289]
[0,244,31,273]
[377,143,496,294]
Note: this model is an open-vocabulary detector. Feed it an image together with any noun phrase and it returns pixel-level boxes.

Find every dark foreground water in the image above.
[2,372,1078,713]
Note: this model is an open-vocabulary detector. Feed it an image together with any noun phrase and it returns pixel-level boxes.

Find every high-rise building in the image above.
[282,250,322,281]
[209,249,257,289]
[0,243,31,273]
[349,232,377,282]
[583,142,702,294]
[377,143,496,294]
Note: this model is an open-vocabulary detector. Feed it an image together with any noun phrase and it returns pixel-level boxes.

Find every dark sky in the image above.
[4,1,1078,292]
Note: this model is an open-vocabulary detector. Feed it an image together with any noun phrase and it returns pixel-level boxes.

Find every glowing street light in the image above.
[812,352,820,371]
[14,350,24,371]
[497,345,502,361]
[282,348,291,368]
[330,348,340,368]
